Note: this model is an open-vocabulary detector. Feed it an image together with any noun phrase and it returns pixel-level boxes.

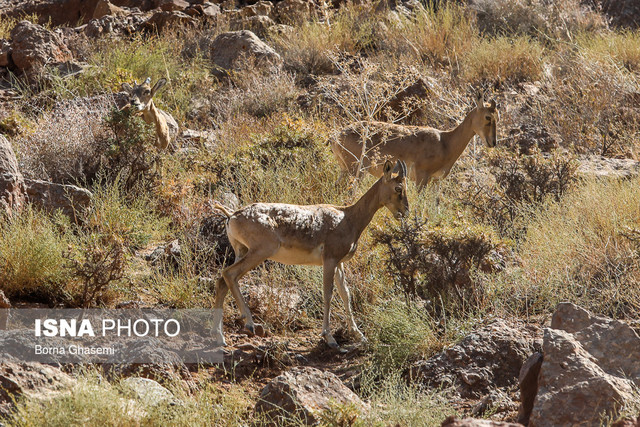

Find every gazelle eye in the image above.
[144,90,151,95]
[395,186,402,193]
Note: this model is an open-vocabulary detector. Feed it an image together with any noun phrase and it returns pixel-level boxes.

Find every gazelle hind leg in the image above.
[221,244,278,336]
[335,263,366,343]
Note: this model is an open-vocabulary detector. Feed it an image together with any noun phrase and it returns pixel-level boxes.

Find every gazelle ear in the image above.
[475,92,485,107]
[383,160,394,181]
[151,78,167,95]
[489,99,496,111]
[121,82,133,93]
[392,160,406,179]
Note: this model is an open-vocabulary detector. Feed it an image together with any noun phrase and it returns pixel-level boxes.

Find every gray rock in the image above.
[577,155,640,179]
[529,303,640,427]
[255,366,369,425]
[24,179,92,223]
[121,377,178,407]
[209,30,281,71]
[407,319,541,398]
[0,362,76,418]
[10,21,73,75]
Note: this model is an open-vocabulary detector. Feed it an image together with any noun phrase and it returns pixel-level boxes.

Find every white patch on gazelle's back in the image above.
[233,203,344,235]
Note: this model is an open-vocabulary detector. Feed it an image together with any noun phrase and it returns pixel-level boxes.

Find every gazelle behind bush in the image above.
[120,77,178,150]
[213,160,409,349]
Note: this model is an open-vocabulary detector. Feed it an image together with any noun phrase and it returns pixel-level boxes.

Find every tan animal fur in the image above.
[332,93,499,189]
[212,160,409,349]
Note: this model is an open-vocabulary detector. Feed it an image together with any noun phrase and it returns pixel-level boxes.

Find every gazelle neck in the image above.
[344,179,384,239]
[441,108,478,163]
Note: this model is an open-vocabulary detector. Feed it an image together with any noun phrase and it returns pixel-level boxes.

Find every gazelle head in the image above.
[121,77,167,112]
[381,159,409,220]
[471,93,499,148]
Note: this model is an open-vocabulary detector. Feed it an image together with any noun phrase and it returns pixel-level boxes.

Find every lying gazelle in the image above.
[332,93,499,189]
[212,160,408,349]
[120,77,178,150]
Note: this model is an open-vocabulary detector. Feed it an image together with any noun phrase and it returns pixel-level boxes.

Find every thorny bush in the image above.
[374,215,507,314]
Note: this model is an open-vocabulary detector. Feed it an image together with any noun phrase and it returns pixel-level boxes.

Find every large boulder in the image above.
[255,366,369,424]
[406,319,541,398]
[0,362,76,417]
[209,30,282,71]
[527,303,640,427]
[24,179,92,222]
[9,21,73,76]
[0,134,25,216]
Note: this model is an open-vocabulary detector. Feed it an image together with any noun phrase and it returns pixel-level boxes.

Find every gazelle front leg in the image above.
[321,259,339,349]
[335,263,366,343]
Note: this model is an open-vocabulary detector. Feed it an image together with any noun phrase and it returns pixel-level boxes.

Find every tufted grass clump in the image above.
[0,207,74,301]
[88,179,170,251]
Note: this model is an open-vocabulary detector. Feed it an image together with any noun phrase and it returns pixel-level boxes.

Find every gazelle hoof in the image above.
[244,324,255,336]
[254,324,265,337]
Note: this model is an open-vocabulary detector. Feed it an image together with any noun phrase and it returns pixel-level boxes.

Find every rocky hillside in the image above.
[0,0,640,425]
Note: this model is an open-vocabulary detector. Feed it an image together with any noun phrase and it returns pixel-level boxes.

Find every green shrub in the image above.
[0,208,73,300]
[102,107,158,191]
[205,116,344,206]
[365,298,438,372]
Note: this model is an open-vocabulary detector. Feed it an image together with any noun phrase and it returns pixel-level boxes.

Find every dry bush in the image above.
[471,0,606,39]
[203,66,299,124]
[578,31,640,73]
[373,213,506,313]
[0,207,74,301]
[461,36,545,85]
[386,2,477,67]
[270,3,380,75]
[459,147,578,236]
[13,95,113,183]
[532,55,640,156]
[64,234,126,308]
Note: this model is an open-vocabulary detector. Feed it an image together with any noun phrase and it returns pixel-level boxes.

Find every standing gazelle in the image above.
[213,160,408,349]
[120,77,178,150]
[332,93,499,189]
